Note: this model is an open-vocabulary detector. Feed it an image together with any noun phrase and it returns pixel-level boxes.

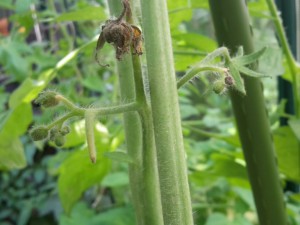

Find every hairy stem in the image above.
[209,1,287,224]
[265,0,300,117]
[177,66,227,89]
[140,0,194,224]
[107,1,164,225]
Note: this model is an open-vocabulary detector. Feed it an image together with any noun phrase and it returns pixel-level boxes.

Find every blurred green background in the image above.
[0,0,299,224]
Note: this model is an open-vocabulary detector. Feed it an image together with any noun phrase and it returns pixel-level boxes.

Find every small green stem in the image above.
[46,111,79,130]
[199,47,231,65]
[56,95,84,113]
[89,102,141,116]
[56,94,141,116]
[177,66,228,88]
[265,0,300,117]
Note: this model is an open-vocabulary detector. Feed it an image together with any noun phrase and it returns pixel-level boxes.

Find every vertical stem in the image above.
[265,0,300,118]
[107,1,164,225]
[140,0,194,225]
[209,1,287,225]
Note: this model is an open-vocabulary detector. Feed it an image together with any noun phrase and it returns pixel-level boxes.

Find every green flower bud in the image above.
[213,80,226,94]
[50,127,59,141]
[54,135,65,147]
[30,126,49,141]
[35,91,59,108]
[60,126,70,136]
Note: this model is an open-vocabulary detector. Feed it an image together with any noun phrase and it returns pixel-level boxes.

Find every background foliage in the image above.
[0,0,299,224]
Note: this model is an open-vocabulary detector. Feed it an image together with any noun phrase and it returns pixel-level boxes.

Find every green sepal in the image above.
[232,47,267,66]
[235,64,270,78]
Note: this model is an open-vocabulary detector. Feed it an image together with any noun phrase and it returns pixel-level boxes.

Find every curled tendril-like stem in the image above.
[95,0,143,67]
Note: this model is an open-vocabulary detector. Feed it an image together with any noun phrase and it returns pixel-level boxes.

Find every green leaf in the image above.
[288,119,300,141]
[0,103,32,170]
[205,213,229,225]
[103,151,133,164]
[15,0,36,13]
[0,0,14,10]
[168,0,192,32]
[101,172,129,187]
[233,187,255,210]
[231,214,252,225]
[232,47,266,66]
[58,149,110,214]
[0,138,26,170]
[63,120,87,148]
[9,76,50,109]
[59,203,136,225]
[56,6,106,22]
[273,126,300,182]
[173,33,217,52]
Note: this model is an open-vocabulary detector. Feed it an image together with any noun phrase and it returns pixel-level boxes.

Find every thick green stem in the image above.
[209,1,287,225]
[107,1,164,225]
[140,0,194,224]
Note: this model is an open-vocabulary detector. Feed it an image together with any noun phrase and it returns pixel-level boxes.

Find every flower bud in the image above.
[225,75,234,86]
[50,127,59,141]
[30,126,49,141]
[54,135,65,147]
[213,80,226,94]
[35,91,59,108]
[60,126,71,136]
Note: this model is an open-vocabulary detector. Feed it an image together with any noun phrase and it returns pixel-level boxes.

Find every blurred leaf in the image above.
[180,104,199,119]
[15,0,36,13]
[63,120,87,148]
[0,103,32,170]
[233,187,255,210]
[231,214,252,225]
[82,75,105,92]
[168,0,192,32]
[9,76,49,108]
[173,33,217,52]
[0,138,26,170]
[288,119,300,141]
[91,205,135,225]
[205,213,229,225]
[102,172,129,187]
[0,38,31,81]
[0,0,14,10]
[273,126,300,182]
[190,1,209,8]
[103,151,133,164]
[56,6,106,22]
[212,154,248,180]
[59,202,135,225]
[17,201,32,225]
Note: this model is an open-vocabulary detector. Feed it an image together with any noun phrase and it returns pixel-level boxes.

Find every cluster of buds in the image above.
[29,90,71,147]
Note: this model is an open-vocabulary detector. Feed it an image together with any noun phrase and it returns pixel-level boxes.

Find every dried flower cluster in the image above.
[95,0,143,66]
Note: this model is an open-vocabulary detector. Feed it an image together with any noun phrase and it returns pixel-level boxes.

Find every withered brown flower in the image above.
[95,0,143,66]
